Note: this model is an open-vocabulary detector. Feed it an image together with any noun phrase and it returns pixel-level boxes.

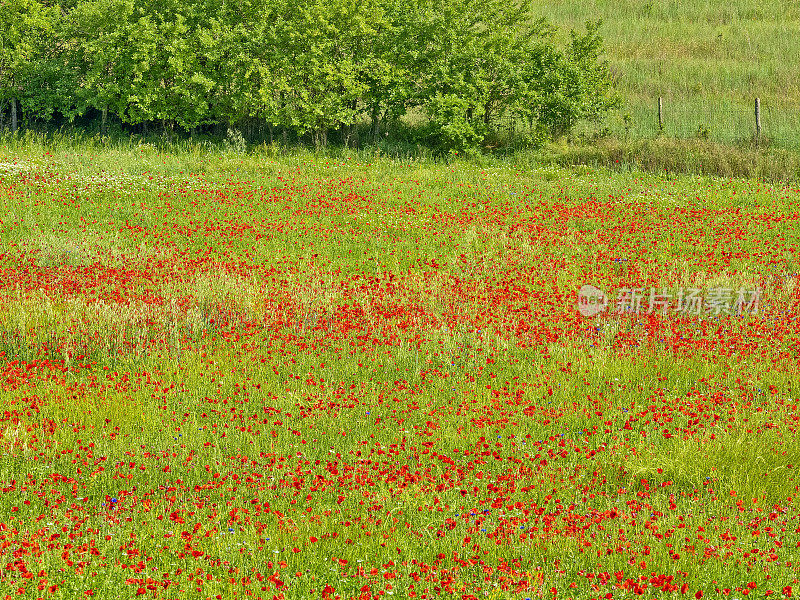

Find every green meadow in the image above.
[0,135,799,598]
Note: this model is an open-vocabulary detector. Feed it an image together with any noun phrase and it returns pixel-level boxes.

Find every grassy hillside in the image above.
[532,0,800,149]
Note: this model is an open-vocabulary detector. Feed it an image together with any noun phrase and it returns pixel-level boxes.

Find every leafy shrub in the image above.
[422,94,486,153]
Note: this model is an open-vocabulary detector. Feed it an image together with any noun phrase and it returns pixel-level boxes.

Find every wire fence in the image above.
[594,96,800,150]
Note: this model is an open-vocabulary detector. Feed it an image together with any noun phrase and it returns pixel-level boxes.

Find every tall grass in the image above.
[534,0,800,149]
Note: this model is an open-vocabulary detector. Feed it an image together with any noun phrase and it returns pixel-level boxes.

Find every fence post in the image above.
[11,98,17,133]
[755,97,761,145]
[658,97,664,133]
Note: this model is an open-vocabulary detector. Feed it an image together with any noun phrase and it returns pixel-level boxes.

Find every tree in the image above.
[407,0,559,151]
[528,20,621,139]
[64,0,217,132]
[0,0,59,130]
[270,0,377,148]
[61,0,138,125]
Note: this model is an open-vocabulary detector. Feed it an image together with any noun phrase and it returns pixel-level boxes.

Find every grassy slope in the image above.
[532,0,800,147]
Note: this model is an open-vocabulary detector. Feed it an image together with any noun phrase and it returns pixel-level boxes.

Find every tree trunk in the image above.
[11,98,18,133]
[101,105,108,135]
[341,123,351,148]
[343,99,358,148]
[371,105,380,144]
[314,127,328,150]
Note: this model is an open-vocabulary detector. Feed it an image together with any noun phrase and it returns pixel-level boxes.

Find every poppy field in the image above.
[1,143,800,599]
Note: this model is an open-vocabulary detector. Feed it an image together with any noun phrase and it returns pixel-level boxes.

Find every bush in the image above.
[422,94,486,153]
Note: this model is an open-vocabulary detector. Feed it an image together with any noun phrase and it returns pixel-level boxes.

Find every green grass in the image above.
[533,0,800,149]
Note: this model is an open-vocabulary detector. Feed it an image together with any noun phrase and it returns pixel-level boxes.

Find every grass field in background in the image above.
[532,0,800,149]
[1,137,800,598]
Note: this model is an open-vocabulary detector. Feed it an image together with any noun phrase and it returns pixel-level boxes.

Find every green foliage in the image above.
[529,21,621,139]
[405,0,581,150]
[274,0,371,142]
[1,0,619,150]
[422,93,485,152]
[0,0,61,120]
[62,0,217,129]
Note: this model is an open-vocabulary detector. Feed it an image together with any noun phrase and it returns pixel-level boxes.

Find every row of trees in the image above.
[0,0,620,150]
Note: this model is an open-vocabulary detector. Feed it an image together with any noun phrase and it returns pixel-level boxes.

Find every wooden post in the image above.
[658,97,664,132]
[10,98,17,133]
[755,97,761,145]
